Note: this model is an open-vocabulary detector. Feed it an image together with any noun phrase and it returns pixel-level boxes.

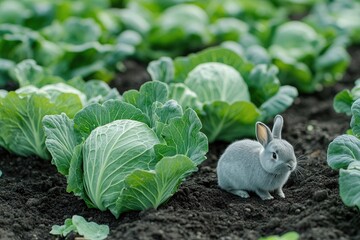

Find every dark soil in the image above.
[1,46,360,240]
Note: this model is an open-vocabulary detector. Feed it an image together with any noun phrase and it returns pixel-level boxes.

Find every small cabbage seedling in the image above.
[50,215,109,240]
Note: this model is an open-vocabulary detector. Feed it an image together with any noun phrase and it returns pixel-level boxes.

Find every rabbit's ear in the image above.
[272,115,283,139]
[256,122,273,147]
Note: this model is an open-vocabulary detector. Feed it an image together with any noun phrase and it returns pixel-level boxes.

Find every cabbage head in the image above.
[0,60,121,160]
[148,47,298,142]
[43,81,208,218]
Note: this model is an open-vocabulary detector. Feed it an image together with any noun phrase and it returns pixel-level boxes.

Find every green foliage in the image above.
[0,0,136,86]
[334,80,360,115]
[0,60,120,160]
[43,81,208,217]
[306,0,360,44]
[148,47,298,142]
[0,86,83,159]
[116,155,196,214]
[328,98,360,209]
[269,21,350,93]
[50,215,109,240]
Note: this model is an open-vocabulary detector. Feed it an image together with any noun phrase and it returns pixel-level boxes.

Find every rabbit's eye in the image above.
[272,152,277,160]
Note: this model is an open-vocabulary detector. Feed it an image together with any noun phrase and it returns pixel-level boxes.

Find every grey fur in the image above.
[217,115,296,200]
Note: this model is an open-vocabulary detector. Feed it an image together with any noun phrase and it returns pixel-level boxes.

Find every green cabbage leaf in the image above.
[327,98,360,209]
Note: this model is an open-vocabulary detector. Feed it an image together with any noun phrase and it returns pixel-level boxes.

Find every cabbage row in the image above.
[1,0,358,93]
[0,0,137,86]
[1,0,360,218]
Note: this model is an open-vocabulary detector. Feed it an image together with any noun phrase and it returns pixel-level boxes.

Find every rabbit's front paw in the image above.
[276,188,285,198]
[232,190,249,198]
[256,190,274,200]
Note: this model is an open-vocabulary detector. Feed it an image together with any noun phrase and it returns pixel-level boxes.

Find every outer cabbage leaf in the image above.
[334,80,360,116]
[260,86,298,121]
[314,44,350,87]
[351,99,360,138]
[12,59,62,87]
[115,155,196,217]
[339,162,360,209]
[83,120,160,212]
[81,80,121,104]
[169,83,200,110]
[173,47,253,83]
[65,142,95,208]
[147,56,174,83]
[334,90,354,116]
[272,56,313,93]
[155,109,208,164]
[123,81,168,127]
[244,45,272,65]
[0,89,82,159]
[41,83,87,105]
[201,101,261,142]
[43,113,79,175]
[74,100,149,139]
[246,64,280,106]
[327,135,360,170]
[153,100,183,125]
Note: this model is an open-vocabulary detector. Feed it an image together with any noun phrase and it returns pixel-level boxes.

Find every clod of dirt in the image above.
[313,190,328,202]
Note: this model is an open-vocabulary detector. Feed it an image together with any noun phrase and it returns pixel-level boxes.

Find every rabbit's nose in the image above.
[286,164,292,170]
[287,162,296,171]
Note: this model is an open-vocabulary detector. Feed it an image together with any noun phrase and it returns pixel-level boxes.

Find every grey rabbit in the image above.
[217,115,296,200]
